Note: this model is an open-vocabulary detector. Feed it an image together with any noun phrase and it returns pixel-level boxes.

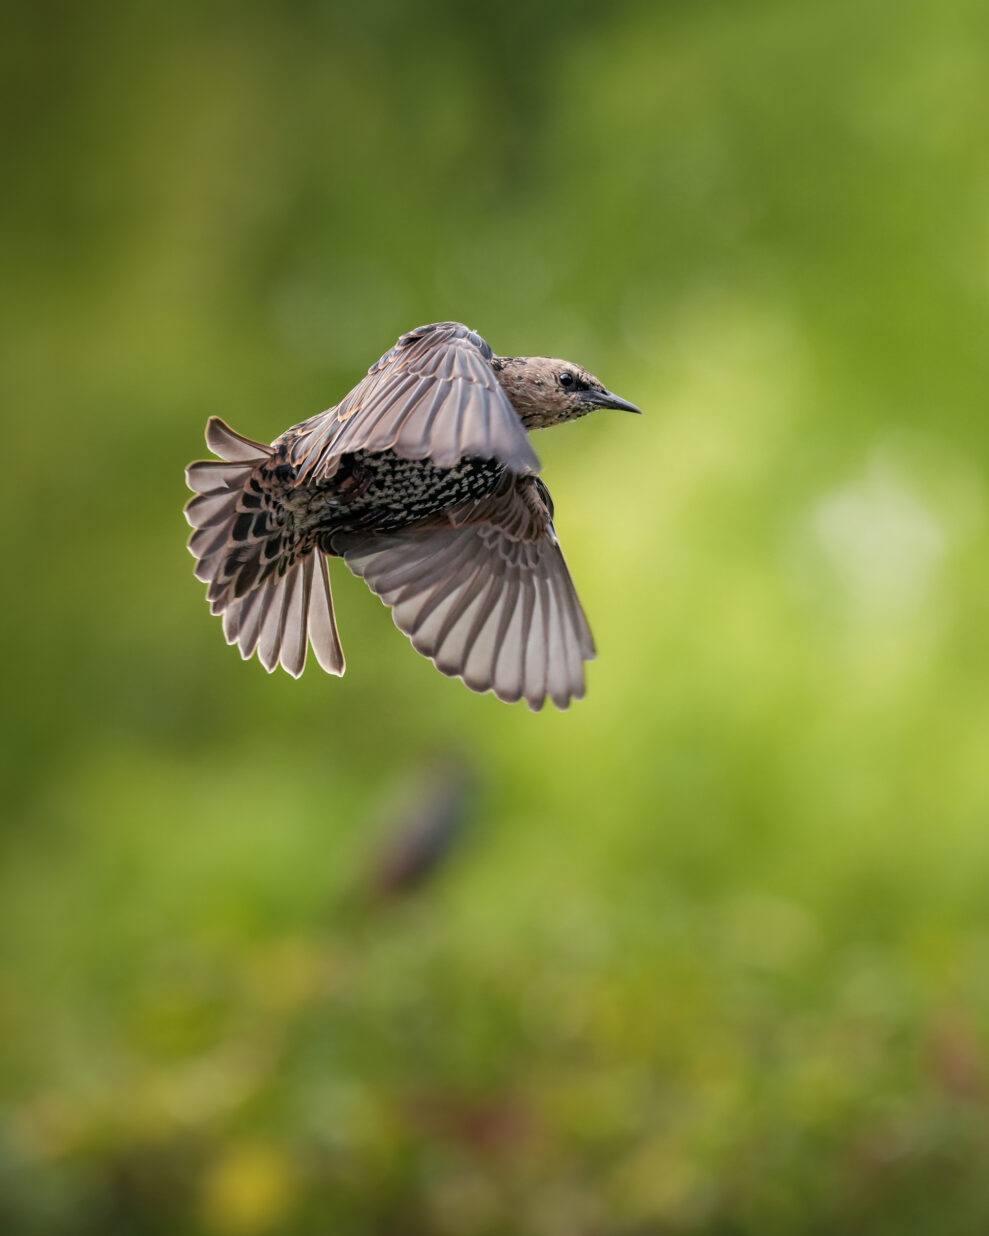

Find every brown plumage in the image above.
[184,321,640,710]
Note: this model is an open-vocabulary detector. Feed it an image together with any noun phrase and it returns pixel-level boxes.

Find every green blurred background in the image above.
[3,0,989,1231]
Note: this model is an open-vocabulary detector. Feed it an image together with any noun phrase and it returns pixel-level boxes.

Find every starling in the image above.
[184,321,640,710]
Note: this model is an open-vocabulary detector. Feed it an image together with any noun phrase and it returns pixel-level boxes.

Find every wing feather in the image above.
[284,323,540,481]
[335,474,594,710]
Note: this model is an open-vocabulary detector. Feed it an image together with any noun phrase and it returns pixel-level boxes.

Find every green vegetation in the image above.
[3,1,989,1231]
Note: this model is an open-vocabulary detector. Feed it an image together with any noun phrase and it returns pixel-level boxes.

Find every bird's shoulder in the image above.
[367,321,497,376]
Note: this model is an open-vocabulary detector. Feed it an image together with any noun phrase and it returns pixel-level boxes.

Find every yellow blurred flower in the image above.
[201,1141,295,1234]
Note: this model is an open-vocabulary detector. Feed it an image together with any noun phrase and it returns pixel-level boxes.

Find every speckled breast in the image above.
[320,449,506,535]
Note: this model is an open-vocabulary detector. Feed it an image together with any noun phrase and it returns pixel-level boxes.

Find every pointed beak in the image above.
[590,388,642,414]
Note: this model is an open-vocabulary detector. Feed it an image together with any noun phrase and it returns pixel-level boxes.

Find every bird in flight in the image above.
[185,321,640,710]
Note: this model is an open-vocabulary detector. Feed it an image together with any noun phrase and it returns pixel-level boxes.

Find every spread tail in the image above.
[184,416,345,677]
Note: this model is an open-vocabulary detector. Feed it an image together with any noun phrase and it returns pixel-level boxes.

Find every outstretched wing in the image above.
[284,322,541,481]
[333,474,595,711]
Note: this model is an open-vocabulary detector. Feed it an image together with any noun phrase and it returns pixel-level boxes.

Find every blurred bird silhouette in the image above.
[185,322,640,709]
[367,756,478,901]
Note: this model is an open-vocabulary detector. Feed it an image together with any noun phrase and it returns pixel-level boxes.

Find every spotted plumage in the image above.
[185,321,640,709]
[313,450,507,534]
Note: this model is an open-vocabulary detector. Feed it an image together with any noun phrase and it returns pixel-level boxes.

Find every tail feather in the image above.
[227,582,267,659]
[280,559,313,677]
[206,415,273,463]
[185,417,345,678]
[308,553,346,675]
[185,488,241,529]
[257,563,294,672]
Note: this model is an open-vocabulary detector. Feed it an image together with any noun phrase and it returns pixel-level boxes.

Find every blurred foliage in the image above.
[2,0,989,1232]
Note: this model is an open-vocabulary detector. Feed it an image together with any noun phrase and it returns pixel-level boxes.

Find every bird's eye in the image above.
[558,371,575,388]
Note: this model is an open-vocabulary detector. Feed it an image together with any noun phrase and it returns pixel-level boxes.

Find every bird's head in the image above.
[496,356,642,430]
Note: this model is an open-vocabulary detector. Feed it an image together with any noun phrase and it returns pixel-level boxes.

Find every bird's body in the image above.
[273,445,507,539]
[185,321,639,709]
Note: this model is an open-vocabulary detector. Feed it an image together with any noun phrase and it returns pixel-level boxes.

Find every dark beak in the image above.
[590,388,642,414]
